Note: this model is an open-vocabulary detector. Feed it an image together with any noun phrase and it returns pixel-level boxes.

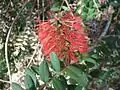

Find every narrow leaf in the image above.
[84,58,98,67]
[24,74,36,90]
[75,85,83,90]
[39,61,49,82]
[77,74,88,87]
[50,52,60,72]
[61,6,69,11]
[66,66,83,77]
[12,83,23,90]
[53,77,65,90]
[91,54,98,59]
[65,67,78,80]
[25,68,37,86]
[59,76,68,89]
[31,65,39,74]
[66,66,88,87]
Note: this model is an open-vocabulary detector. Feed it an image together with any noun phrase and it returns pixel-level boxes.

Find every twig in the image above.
[64,0,71,10]
[64,0,74,16]
[93,0,100,13]
[98,14,112,40]
[0,79,10,84]
[5,0,11,13]
[114,8,120,20]
[38,44,44,64]
[4,0,29,89]
[102,35,120,38]
[40,67,67,90]
[59,0,65,11]
[42,0,45,20]
[27,45,38,67]
[37,0,40,19]
[112,66,120,69]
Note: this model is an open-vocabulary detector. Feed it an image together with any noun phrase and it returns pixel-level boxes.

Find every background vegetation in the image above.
[0,0,120,90]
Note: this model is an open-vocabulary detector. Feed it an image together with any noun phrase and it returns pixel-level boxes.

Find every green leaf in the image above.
[53,77,65,90]
[50,52,60,72]
[89,0,94,8]
[31,65,39,74]
[0,60,6,73]
[51,0,62,11]
[59,76,68,89]
[39,61,49,82]
[24,74,36,90]
[75,85,83,90]
[81,12,87,20]
[65,67,78,80]
[12,83,23,90]
[68,85,76,90]
[90,69,101,78]
[25,68,37,86]
[84,58,98,67]
[99,70,112,80]
[61,6,69,11]
[66,66,88,87]
[75,5,81,14]
[77,74,89,87]
[91,54,98,59]
[26,1,33,9]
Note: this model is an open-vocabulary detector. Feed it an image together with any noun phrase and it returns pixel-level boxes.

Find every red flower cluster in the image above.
[36,12,88,63]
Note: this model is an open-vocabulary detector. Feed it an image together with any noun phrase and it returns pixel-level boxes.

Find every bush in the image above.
[0,0,120,90]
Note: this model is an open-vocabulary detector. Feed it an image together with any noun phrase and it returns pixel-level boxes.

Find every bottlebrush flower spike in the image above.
[36,12,88,64]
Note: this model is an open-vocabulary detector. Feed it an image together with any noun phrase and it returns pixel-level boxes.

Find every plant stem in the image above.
[4,0,29,89]
[42,0,45,20]
[40,66,67,90]
[93,0,100,13]
[0,79,10,84]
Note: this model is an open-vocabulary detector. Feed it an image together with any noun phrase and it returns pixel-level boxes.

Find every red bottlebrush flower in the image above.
[36,12,88,64]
